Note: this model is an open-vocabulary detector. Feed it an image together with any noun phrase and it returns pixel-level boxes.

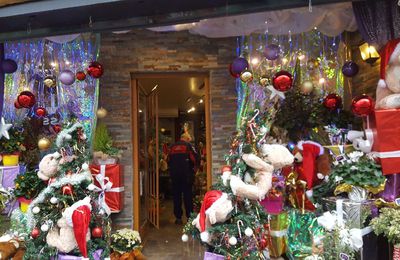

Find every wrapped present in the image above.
[51,249,105,260]
[90,164,124,214]
[268,213,288,258]
[379,173,400,202]
[260,175,285,214]
[203,252,224,260]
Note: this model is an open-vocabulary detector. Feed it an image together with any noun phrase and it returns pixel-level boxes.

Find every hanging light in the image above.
[359,43,380,65]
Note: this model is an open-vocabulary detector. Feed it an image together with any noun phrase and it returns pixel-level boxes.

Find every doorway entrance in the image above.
[131,73,212,239]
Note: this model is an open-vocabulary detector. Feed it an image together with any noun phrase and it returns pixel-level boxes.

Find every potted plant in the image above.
[0,127,25,166]
[110,229,144,259]
[371,208,400,260]
[13,169,46,213]
[93,123,121,165]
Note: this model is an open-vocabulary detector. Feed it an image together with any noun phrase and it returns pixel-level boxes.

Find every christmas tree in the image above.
[23,122,110,259]
[183,108,295,259]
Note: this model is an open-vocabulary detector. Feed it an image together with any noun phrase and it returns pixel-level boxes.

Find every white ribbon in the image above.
[371,150,400,159]
[93,165,124,215]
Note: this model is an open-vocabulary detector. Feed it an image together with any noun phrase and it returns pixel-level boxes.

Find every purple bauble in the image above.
[264,44,280,60]
[341,61,359,77]
[1,59,17,73]
[231,57,249,74]
[59,69,76,85]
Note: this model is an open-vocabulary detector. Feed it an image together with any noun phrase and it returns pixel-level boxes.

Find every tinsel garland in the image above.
[56,122,83,148]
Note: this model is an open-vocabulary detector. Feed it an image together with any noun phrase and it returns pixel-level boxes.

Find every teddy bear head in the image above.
[37,152,61,181]
[260,144,294,170]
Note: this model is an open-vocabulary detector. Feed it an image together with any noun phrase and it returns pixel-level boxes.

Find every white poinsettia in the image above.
[347,151,364,162]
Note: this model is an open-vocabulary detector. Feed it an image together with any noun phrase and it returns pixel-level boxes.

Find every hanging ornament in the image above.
[181,234,189,242]
[14,100,22,109]
[91,227,103,238]
[32,206,40,214]
[87,61,104,78]
[50,197,58,204]
[341,61,359,77]
[96,107,108,119]
[259,76,269,87]
[76,71,86,81]
[41,223,49,232]
[38,138,51,151]
[272,70,293,92]
[244,227,253,237]
[231,57,249,74]
[264,44,280,60]
[259,238,268,250]
[43,75,57,88]
[35,107,47,117]
[228,236,237,246]
[31,228,40,239]
[351,94,374,117]
[62,184,74,195]
[300,81,314,95]
[17,91,36,108]
[59,70,76,85]
[323,93,342,110]
[53,125,62,133]
[229,63,240,78]
[240,70,253,83]
[1,59,18,73]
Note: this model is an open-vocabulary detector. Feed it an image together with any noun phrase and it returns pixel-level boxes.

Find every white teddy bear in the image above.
[37,152,61,181]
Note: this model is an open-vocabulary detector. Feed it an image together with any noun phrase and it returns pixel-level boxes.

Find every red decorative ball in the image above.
[53,125,62,133]
[91,227,103,238]
[62,184,73,195]
[272,70,293,92]
[31,227,40,239]
[87,61,104,78]
[323,93,342,110]
[76,71,86,81]
[351,94,374,117]
[14,100,22,109]
[229,63,240,78]
[35,107,47,117]
[221,165,232,173]
[17,91,36,108]
[259,238,268,250]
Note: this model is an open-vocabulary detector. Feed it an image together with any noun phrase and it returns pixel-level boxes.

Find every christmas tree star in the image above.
[0,117,12,140]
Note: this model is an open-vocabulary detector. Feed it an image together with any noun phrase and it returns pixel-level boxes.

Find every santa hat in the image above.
[63,197,92,259]
[378,38,400,89]
[297,141,324,189]
[198,190,229,242]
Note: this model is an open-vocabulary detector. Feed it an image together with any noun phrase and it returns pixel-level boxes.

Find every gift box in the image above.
[90,164,124,213]
[203,252,224,260]
[51,249,105,260]
[261,195,284,214]
[379,173,400,202]
[1,166,20,214]
[268,213,288,258]
[370,109,400,175]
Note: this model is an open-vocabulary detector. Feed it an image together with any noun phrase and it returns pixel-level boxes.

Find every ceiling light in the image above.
[139,109,143,113]
[199,99,204,104]
[187,107,196,113]
[151,84,158,92]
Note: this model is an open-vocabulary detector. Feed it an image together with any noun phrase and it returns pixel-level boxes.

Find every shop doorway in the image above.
[131,73,211,236]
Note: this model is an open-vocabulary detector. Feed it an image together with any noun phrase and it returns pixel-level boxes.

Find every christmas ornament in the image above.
[31,228,40,239]
[91,227,103,238]
[300,81,314,95]
[53,125,62,133]
[87,184,96,191]
[229,63,240,78]
[43,75,56,88]
[14,100,22,109]
[240,70,253,83]
[41,223,49,232]
[182,234,189,242]
[1,59,17,73]
[0,117,12,140]
[96,107,108,119]
[264,44,280,60]
[32,206,40,214]
[244,227,253,237]
[59,70,76,85]
[272,70,293,92]
[62,184,74,195]
[351,94,374,117]
[307,59,319,70]
[17,91,36,108]
[38,137,51,151]
[87,61,104,78]
[228,236,237,245]
[259,238,268,249]
[323,93,342,110]
[35,107,47,117]
[76,71,86,81]
[231,57,249,74]
[341,61,359,77]
[259,76,269,87]
[50,197,58,204]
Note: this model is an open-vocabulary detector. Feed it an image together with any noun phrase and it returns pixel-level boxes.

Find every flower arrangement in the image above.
[0,127,25,154]
[111,228,142,254]
[13,169,47,200]
[371,208,400,245]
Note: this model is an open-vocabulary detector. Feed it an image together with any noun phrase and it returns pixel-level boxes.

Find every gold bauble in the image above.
[38,138,51,151]
[301,81,314,94]
[96,107,108,118]
[307,59,319,70]
[43,76,56,88]
[259,76,269,87]
[240,70,253,83]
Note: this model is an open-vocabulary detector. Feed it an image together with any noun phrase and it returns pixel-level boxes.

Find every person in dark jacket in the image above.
[168,133,197,224]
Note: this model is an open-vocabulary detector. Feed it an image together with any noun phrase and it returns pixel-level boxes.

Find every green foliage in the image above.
[0,126,25,154]
[13,169,46,200]
[371,208,400,245]
[93,123,120,156]
[322,228,356,260]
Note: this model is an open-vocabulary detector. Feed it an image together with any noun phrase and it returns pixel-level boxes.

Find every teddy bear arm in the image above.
[37,171,50,181]
[377,94,400,109]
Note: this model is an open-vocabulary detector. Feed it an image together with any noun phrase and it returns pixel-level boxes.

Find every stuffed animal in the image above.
[347,130,373,153]
[376,38,400,109]
[37,152,61,181]
[0,235,24,260]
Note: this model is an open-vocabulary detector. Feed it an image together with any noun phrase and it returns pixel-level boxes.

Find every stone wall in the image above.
[98,29,236,228]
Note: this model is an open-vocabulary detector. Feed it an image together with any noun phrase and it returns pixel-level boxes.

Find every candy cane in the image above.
[237,220,244,238]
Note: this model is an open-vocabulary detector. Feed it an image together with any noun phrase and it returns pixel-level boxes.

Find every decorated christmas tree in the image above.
[23,122,111,259]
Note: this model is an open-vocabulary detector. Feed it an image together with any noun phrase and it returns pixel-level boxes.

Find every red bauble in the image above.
[272,70,293,92]
[76,71,86,81]
[62,184,73,195]
[31,227,40,239]
[351,94,374,117]
[221,165,232,173]
[87,61,104,78]
[91,227,103,238]
[14,100,22,109]
[35,107,47,117]
[229,63,240,78]
[323,93,342,110]
[17,91,36,108]
[53,125,62,133]
[259,238,268,250]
